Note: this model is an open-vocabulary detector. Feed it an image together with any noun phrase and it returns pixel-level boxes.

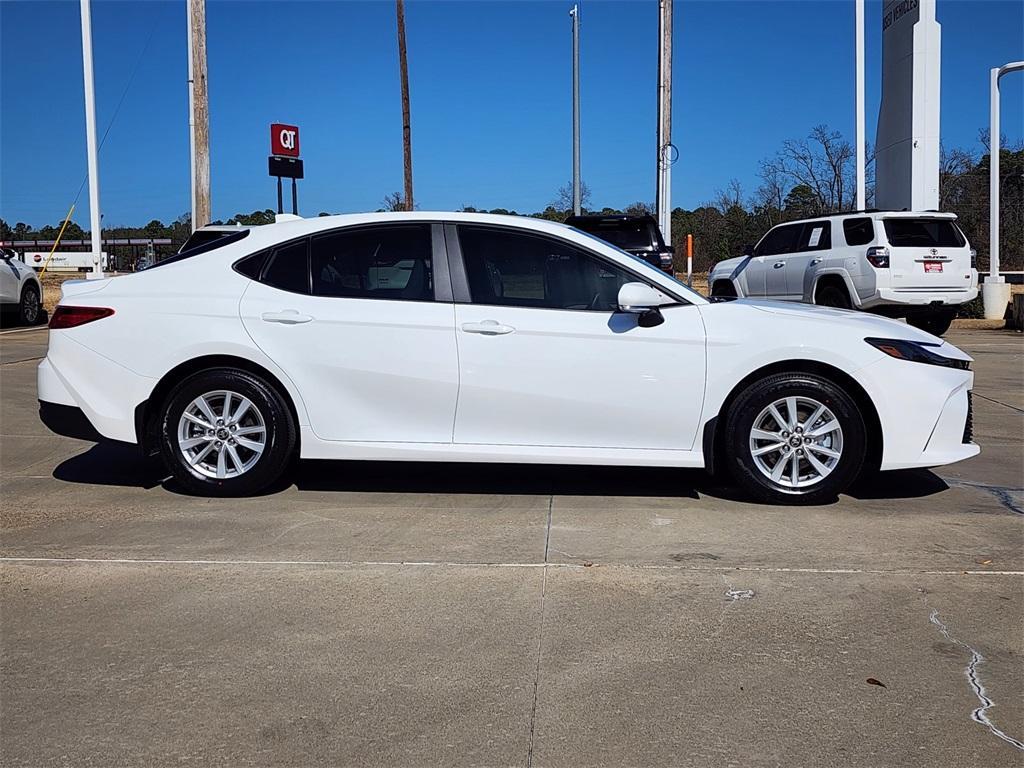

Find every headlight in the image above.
[864,337,970,370]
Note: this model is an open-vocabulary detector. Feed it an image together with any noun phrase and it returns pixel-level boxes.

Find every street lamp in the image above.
[982,60,1024,320]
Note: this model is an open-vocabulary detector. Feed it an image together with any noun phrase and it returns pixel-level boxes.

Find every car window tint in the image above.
[756,224,803,256]
[261,240,309,294]
[843,217,875,246]
[458,225,635,311]
[883,219,966,248]
[311,224,433,301]
[801,222,831,251]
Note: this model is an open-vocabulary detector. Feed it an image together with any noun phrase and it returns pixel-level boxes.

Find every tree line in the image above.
[4,124,1020,275]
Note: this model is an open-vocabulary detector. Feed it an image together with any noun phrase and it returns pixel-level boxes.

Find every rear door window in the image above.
[799,222,831,251]
[883,219,966,248]
[310,224,433,301]
[843,217,875,246]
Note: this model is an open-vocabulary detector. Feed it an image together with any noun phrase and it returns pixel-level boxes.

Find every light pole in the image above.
[570,4,581,216]
[982,60,1024,320]
[855,0,865,210]
[655,0,673,245]
[79,0,103,279]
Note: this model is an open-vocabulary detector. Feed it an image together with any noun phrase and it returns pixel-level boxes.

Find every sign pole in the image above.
[80,0,104,279]
[276,177,283,215]
[291,179,298,216]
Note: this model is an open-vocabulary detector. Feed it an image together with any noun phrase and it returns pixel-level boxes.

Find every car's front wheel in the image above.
[158,368,296,496]
[724,373,867,505]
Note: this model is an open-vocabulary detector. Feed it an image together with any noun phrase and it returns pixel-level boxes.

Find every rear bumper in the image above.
[862,286,978,310]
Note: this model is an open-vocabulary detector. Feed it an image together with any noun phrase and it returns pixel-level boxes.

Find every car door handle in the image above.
[773,262,785,269]
[261,310,313,324]
[461,320,515,335]
[809,258,823,266]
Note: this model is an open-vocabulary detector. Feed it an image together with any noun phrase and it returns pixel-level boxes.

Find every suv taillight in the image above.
[970,249,977,269]
[866,246,890,268]
[49,306,115,329]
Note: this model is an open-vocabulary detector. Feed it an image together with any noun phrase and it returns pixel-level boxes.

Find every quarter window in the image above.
[843,217,875,246]
[457,225,636,311]
[310,224,433,301]
[262,240,310,294]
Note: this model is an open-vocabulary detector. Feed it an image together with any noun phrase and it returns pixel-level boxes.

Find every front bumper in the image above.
[855,353,979,470]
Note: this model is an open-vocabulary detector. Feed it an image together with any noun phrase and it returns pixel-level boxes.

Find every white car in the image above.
[38,212,978,504]
[708,211,978,336]
[1,248,43,326]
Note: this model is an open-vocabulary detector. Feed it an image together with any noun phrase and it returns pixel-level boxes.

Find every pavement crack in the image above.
[972,392,1024,414]
[947,480,1024,516]
[526,496,553,767]
[928,609,1024,751]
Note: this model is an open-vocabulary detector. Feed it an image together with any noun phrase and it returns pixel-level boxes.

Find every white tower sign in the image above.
[875,0,941,211]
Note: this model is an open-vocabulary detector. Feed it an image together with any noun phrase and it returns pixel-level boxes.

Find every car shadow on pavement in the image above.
[52,442,167,490]
[51,443,950,503]
[291,460,708,498]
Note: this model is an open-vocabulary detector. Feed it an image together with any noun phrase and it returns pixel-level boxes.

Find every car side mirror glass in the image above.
[743,243,755,256]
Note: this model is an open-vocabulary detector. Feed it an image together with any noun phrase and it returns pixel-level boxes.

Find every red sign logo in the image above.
[271,123,300,157]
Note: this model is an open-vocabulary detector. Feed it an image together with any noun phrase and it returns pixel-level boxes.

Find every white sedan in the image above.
[38,212,978,504]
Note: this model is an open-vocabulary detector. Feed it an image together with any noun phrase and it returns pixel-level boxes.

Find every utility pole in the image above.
[570,4,581,216]
[855,0,866,210]
[655,0,673,245]
[187,0,210,231]
[396,0,414,211]
[79,0,103,279]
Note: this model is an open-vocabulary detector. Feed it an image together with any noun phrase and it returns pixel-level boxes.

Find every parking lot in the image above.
[1,325,1021,766]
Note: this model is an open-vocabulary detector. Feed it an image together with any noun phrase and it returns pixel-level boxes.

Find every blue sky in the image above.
[1,0,1021,228]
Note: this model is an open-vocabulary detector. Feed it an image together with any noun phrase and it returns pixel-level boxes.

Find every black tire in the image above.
[907,309,955,337]
[158,368,296,496]
[711,280,737,298]
[815,282,852,309]
[724,372,867,505]
[19,284,41,326]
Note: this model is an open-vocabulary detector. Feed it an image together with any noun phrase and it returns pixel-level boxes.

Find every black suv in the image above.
[564,214,674,273]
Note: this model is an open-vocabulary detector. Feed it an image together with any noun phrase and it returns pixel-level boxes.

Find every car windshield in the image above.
[883,218,966,248]
[568,227,703,302]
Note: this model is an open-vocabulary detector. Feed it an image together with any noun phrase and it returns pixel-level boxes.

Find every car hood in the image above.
[710,256,746,275]
[739,298,964,349]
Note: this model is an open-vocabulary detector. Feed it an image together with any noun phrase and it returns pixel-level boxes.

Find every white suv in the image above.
[708,211,978,336]
[1,248,43,326]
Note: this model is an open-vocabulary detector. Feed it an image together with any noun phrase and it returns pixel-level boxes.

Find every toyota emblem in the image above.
[929,248,938,256]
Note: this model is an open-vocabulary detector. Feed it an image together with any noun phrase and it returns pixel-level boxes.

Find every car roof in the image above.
[773,210,958,228]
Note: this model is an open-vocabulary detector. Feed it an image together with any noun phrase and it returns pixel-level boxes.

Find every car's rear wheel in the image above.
[724,373,866,505]
[815,282,852,309]
[19,284,41,326]
[907,308,955,337]
[158,368,296,496]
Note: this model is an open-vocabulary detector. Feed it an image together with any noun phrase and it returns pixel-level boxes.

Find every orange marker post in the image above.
[686,233,693,287]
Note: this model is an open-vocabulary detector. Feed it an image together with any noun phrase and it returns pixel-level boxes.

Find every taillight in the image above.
[49,306,115,329]
[970,249,977,269]
[866,246,890,268]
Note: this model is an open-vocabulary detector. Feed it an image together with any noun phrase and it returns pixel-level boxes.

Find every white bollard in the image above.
[981,276,1011,320]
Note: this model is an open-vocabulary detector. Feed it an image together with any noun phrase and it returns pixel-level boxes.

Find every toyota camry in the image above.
[38,212,978,504]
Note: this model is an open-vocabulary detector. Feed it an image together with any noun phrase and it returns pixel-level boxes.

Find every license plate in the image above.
[924,262,943,273]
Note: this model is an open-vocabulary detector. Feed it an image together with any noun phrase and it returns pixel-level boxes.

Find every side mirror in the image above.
[617,282,666,327]
[743,243,756,256]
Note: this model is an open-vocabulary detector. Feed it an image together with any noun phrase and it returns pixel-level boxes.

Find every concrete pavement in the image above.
[1,327,1021,766]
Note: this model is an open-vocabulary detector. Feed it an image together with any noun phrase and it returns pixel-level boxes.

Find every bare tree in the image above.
[551,181,591,211]
[382,192,405,211]
[624,201,654,216]
[396,0,414,211]
[755,158,786,224]
[768,125,856,214]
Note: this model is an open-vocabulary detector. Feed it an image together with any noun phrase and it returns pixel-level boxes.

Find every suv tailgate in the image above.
[883,217,972,291]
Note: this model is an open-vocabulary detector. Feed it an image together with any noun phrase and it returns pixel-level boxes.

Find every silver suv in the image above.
[708,211,977,336]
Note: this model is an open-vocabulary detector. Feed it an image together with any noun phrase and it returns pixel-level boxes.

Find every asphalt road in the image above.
[1,327,1021,767]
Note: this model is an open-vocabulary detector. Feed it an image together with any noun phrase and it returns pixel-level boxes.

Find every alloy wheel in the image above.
[748,396,844,489]
[176,390,266,480]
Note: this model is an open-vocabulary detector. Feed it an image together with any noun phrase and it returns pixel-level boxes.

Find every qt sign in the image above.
[271,123,300,157]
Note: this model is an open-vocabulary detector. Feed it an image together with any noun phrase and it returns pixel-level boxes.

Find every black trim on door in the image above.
[430,223,454,302]
[443,223,473,303]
